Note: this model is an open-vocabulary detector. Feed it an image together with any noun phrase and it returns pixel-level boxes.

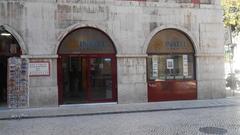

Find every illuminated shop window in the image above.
[147,54,194,80]
[147,29,195,81]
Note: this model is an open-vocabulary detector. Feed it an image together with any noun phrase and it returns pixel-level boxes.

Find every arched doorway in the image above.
[147,29,197,102]
[58,27,117,104]
[0,26,22,106]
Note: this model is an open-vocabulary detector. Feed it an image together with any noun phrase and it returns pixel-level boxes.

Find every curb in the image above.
[0,104,239,121]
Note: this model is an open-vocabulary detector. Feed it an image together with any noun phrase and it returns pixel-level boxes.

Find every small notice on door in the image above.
[183,55,188,76]
[152,56,158,78]
[29,62,50,76]
[166,59,174,69]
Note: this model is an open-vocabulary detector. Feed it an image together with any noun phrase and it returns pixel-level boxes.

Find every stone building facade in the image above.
[0,0,225,108]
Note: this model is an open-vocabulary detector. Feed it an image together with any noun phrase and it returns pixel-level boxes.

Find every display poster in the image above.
[152,56,158,78]
[29,62,50,76]
[8,57,29,108]
[166,59,174,69]
[183,55,188,76]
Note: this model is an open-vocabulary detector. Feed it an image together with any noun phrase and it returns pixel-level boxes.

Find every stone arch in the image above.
[143,25,198,55]
[55,23,121,54]
[1,24,27,55]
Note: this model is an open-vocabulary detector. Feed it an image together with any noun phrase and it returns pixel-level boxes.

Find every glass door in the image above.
[62,56,88,104]
[60,56,116,104]
[89,57,113,101]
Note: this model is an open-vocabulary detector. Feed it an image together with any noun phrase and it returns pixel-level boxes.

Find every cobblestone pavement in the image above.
[1,106,240,135]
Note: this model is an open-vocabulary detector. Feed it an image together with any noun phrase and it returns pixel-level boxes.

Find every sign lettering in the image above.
[29,62,50,76]
[79,41,107,50]
[166,41,187,49]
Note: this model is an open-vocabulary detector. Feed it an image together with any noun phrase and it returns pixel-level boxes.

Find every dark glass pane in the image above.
[0,29,21,56]
[147,29,194,54]
[89,58,113,100]
[62,57,87,104]
[58,28,116,54]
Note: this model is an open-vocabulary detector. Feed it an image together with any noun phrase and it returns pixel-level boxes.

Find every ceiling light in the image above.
[1,33,11,36]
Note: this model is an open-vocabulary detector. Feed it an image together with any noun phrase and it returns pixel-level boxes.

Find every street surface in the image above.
[226,88,240,97]
[1,106,240,135]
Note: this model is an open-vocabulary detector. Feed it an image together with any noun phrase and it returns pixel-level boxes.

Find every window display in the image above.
[147,29,195,81]
[147,54,194,81]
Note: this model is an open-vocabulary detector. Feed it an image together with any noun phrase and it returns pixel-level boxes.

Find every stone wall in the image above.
[0,0,225,107]
[27,57,58,107]
[117,56,147,103]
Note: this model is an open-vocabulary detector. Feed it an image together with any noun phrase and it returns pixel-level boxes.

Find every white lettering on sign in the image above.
[29,62,50,76]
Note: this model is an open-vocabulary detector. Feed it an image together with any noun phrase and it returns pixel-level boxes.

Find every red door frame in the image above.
[57,54,117,105]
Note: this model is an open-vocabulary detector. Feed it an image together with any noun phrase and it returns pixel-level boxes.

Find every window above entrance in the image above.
[58,27,116,55]
[147,54,194,81]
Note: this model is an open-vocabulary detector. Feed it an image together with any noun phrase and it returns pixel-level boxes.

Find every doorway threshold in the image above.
[60,102,118,108]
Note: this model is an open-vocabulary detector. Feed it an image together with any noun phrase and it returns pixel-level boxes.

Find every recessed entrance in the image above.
[0,26,21,107]
[58,27,117,104]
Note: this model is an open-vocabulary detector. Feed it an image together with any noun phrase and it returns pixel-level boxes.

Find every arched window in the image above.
[58,27,116,55]
[147,29,195,81]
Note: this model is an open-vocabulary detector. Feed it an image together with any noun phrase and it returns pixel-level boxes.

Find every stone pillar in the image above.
[196,23,226,99]
[196,55,226,99]
[117,55,147,104]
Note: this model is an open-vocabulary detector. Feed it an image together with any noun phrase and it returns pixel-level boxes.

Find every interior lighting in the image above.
[1,33,11,36]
